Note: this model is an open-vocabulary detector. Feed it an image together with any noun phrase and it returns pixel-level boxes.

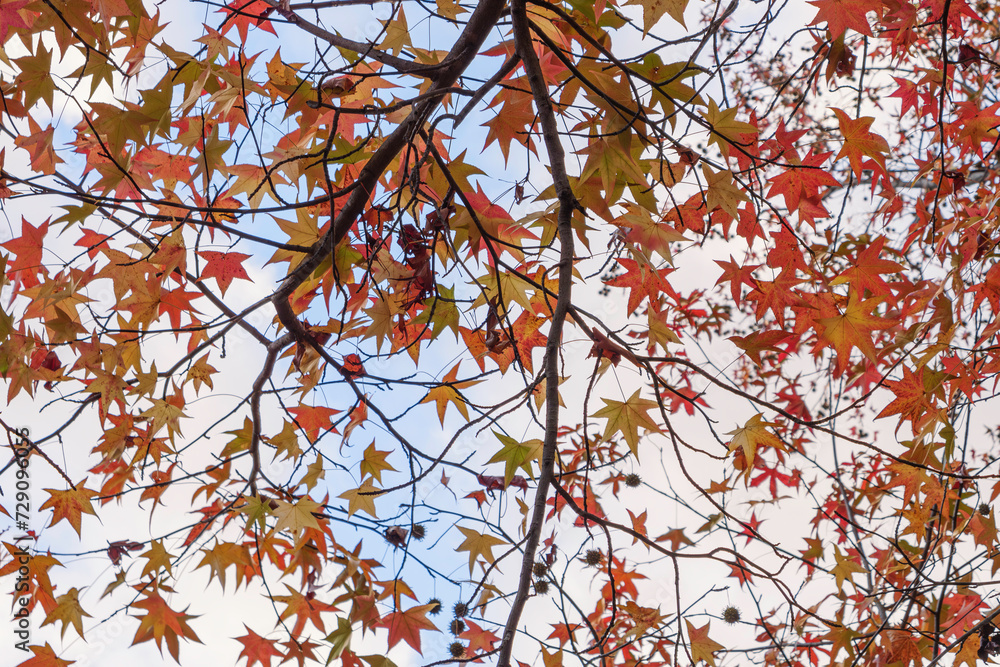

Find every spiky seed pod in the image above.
[449,642,465,658]
[980,504,991,516]
[532,562,548,578]
[722,605,741,625]
[624,473,642,487]
[428,598,442,615]
[411,524,426,540]
[450,619,466,635]
[534,579,550,595]
[453,602,468,618]
[584,549,603,566]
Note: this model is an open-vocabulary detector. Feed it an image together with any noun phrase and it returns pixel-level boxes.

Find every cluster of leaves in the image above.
[0,0,999,664]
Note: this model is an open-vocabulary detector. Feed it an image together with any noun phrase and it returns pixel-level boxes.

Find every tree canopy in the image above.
[1,0,1000,665]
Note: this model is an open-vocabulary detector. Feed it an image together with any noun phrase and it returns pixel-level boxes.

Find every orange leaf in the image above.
[236,626,284,667]
[18,643,74,667]
[131,587,202,662]
[39,482,98,537]
[376,603,439,655]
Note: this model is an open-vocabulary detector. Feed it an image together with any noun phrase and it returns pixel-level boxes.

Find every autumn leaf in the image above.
[41,588,90,639]
[725,413,787,475]
[808,0,883,37]
[359,441,396,483]
[18,643,74,667]
[702,166,749,220]
[487,431,543,487]
[685,619,724,666]
[286,405,340,442]
[272,495,323,533]
[272,584,336,636]
[831,108,890,179]
[420,363,482,426]
[131,587,202,661]
[376,604,439,655]
[831,546,866,592]
[235,626,284,667]
[624,0,690,32]
[198,250,252,296]
[39,482,98,537]
[701,99,758,157]
[592,390,660,457]
[455,525,507,574]
[814,293,894,374]
[338,480,380,518]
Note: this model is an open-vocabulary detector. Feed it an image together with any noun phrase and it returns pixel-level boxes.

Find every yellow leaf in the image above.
[140,539,174,579]
[300,453,326,491]
[725,413,786,473]
[360,441,396,483]
[455,525,506,574]
[42,587,90,639]
[625,0,690,33]
[701,99,758,157]
[686,619,724,666]
[592,389,660,457]
[339,480,380,518]
[273,496,323,533]
[420,363,482,426]
[702,166,749,220]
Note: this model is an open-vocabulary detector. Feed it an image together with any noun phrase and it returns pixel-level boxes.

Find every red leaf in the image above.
[198,251,252,296]
[376,604,439,655]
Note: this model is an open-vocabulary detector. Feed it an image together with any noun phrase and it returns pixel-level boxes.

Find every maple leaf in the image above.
[286,405,340,443]
[487,431,543,486]
[338,480,381,518]
[701,99,758,157]
[0,0,34,41]
[831,546,866,592]
[272,496,323,533]
[359,441,396,483]
[236,626,285,667]
[376,604,439,655]
[198,250,252,296]
[15,117,63,175]
[272,584,336,636]
[39,482,98,537]
[831,108,890,179]
[131,587,202,661]
[455,525,506,574]
[611,203,686,263]
[703,166,749,220]
[656,527,694,550]
[875,364,935,428]
[831,236,902,298]
[725,413,787,475]
[605,258,678,315]
[1,216,49,290]
[814,293,894,374]
[18,643,74,667]
[624,0,690,32]
[420,363,482,426]
[592,389,660,457]
[41,587,90,639]
[728,330,794,366]
[808,0,883,36]
[685,619,724,666]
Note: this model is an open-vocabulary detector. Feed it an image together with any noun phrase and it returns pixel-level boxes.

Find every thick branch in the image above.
[496,1,578,665]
